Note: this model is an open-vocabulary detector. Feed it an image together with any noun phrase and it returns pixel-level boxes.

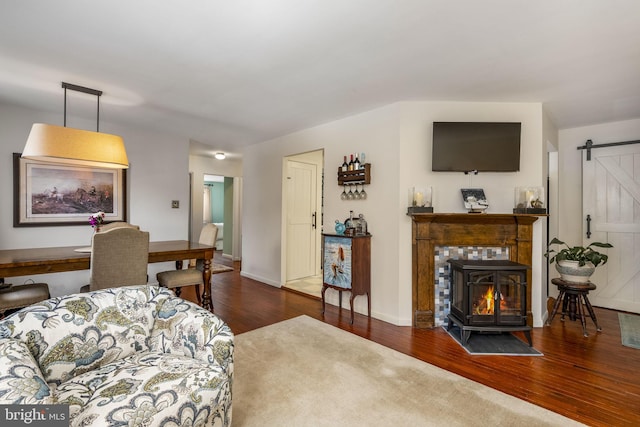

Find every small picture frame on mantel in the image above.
[461,188,489,213]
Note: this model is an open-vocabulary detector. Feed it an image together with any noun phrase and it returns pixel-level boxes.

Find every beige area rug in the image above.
[211,263,234,274]
[233,315,584,427]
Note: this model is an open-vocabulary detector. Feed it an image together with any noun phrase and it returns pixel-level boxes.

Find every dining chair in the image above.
[81,227,150,292]
[99,222,140,232]
[156,223,218,304]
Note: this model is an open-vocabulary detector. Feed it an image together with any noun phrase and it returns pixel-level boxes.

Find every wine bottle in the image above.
[354,153,360,170]
[348,154,354,171]
[360,152,366,168]
[341,156,348,172]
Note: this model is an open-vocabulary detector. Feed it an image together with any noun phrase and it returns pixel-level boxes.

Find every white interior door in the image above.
[286,160,317,281]
[583,143,640,313]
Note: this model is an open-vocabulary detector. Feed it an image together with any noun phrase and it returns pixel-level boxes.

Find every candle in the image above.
[525,190,534,205]
[415,192,424,207]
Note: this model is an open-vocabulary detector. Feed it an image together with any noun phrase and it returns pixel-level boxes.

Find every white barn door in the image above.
[583,143,640,313]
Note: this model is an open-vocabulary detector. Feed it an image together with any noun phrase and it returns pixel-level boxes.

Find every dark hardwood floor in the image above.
[187,255,640,427]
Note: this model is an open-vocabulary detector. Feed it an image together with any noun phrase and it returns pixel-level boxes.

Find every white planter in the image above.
[555,260,595,283]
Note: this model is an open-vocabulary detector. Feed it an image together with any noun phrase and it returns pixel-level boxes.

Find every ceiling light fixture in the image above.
[215,152,226,160]
[22,82,129,169]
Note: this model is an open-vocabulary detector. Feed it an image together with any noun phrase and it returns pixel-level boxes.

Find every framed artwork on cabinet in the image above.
[323,235,352,288]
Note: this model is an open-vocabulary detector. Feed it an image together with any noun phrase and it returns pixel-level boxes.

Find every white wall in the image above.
[0,102,190,296]
[398,102,545,213]
[243,101,549,326]
[243,104,401,323]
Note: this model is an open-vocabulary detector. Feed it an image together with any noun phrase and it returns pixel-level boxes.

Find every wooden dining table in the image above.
[0,240,216,312]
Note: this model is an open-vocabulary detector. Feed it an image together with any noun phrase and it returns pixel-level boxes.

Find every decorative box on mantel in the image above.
[409,213,541,329]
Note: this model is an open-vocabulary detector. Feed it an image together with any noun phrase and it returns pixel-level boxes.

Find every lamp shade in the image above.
[22,123,129,169]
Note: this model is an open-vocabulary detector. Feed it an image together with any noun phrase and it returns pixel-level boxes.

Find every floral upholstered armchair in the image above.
[0,285,233,427]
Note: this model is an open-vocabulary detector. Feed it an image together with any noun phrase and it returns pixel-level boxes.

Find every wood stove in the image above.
[447,259,532,346]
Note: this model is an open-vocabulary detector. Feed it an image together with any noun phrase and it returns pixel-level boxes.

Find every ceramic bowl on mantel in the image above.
[555,260,595,283]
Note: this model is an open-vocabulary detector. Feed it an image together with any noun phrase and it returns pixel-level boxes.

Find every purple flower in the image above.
[89,211,105,229]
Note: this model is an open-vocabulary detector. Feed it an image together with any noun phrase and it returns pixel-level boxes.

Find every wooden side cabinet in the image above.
[321,233,371,324]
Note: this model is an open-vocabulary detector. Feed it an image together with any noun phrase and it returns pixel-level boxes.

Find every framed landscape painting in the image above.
[13,153,127,227]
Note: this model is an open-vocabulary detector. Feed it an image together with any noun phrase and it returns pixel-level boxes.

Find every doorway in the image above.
[282,150,324,298]
[192,173,241,261]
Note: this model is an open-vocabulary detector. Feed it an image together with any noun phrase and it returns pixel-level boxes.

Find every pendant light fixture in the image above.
[22,82,129,169]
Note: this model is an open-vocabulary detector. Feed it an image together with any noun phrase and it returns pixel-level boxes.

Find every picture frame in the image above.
[13,153,127,227]
[322,235,353,289]
[460,188,489,213]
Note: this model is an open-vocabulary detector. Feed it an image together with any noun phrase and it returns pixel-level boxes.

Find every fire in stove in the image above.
[473,286,510,315]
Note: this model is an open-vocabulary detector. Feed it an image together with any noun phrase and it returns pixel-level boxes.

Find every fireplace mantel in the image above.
[410,213,541,328]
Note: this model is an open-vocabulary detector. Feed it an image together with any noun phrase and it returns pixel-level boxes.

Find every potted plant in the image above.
[544,237,613,283]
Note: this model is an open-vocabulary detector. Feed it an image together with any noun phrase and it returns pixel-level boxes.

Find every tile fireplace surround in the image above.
[409,213,541,329]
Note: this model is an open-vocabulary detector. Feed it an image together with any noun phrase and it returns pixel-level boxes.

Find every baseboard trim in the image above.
[240,271,280,287]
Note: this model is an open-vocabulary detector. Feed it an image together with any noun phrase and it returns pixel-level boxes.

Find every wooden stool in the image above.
[547,278,601,337]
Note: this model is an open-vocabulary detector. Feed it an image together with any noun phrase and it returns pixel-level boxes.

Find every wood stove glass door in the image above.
[496,272,526,325]
[469,272,496,325]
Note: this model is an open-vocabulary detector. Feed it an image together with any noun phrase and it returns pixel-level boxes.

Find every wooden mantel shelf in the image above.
[410,212,542,223]
[409,212,542,328]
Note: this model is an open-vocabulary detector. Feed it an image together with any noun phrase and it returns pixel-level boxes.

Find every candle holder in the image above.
[513,186,546,214]
[407,186,433,214]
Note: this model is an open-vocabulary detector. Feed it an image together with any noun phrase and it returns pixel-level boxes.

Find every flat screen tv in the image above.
[431,122,521,172]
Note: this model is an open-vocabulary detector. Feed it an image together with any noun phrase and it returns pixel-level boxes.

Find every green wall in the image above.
[204,182,224,223]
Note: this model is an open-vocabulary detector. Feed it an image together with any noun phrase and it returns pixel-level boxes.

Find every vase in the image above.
[555,260,595,283]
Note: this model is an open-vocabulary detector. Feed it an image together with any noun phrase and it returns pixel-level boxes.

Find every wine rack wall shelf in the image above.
[338,163,371,185]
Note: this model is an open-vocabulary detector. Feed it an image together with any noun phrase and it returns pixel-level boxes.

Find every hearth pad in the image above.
[445,325,543,356]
